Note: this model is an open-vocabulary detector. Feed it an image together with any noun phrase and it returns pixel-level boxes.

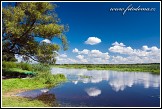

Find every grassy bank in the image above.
[52,63,160,74]
[2,62,66,107]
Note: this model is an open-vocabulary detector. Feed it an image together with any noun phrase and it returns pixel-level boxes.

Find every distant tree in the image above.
[2,2,68,64]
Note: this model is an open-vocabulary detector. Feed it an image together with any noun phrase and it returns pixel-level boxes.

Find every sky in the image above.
[2,2,161,64]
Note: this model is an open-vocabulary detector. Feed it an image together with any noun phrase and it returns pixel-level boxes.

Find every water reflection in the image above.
[16,88,59,106]
[51,68,160,92]
[85,87,101,97]
[16,88,49,98]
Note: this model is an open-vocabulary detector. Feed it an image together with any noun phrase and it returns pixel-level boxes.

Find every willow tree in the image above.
[2,2,68,64]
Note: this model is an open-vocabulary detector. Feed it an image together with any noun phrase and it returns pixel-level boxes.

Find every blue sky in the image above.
[2,2,160,64]
[53,2,160,64]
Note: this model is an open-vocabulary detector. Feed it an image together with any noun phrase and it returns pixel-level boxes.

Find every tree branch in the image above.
[21,19,36,38]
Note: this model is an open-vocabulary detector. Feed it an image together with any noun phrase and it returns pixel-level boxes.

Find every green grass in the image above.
[52,63,160,74]
[3,78,46,93]
[4,68,32,73]
[2,78,50,107]
[2,61,67,107]
[2,96,49,107]
[2,61,33,71]
[2,74,66,107]
[3,68,34,74]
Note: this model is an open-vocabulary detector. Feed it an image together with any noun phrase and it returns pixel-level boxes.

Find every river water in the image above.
[17,68,160,107]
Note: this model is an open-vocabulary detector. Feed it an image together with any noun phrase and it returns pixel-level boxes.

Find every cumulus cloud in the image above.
[59,54,67,58]
[112,41,125,47]
[85,87,101,97]
[72,48,110,64]
[56,53,78,64]
[80,49,89,54]
[40,39,51,43]
[85,37,101,45]
[76,55,84,60]
[90,50,110,59]
[72,48,79,53]
[109,42,133,55]
[57,41,160,64]
[72,49,89,55]
[109,41,160,63]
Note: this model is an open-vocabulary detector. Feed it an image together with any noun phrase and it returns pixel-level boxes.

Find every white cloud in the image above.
[40,39,51,43]
[142,45,149,51]
[109,41,160,57]
[112,41,125,47]
[109,44,133,55]
[90,50,110,60]
[72,48,79,53]
[76,55,84,60]
[72,49,89,55]
[58,42,160,64]
[72,48,110,64]
[56,57,78,64]
[60,54,67,58]
[85,87,101,97]
[76,55,88,63]
[80,49,89,54]
[85,37,101,45]
[109,42,160,64]
[56,53,78,64]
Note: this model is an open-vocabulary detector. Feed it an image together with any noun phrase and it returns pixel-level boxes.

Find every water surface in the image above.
[17,68,160,107]
[49,68,160,107]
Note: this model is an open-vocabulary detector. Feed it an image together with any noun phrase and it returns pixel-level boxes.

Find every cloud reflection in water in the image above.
[51,68,160,92]
[85,87,101,97]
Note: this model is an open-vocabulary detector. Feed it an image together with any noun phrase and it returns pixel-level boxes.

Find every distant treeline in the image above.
[52,63,160,74]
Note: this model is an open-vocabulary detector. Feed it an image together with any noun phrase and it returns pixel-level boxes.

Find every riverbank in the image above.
[2,62,66,107]
[51,63,160,74]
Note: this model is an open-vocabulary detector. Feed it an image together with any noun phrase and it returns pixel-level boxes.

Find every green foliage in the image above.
[2,2,68,64]
[34,71,66,84]
[2,61,66,107]
[36,42,60,64]
[2,61,66,87]
[32,64,50,72]
[2,61,32,71]
[2,52,17,62]
[17,62,33,71]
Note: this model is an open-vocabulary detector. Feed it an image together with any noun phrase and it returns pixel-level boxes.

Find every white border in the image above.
[1,1,161,108]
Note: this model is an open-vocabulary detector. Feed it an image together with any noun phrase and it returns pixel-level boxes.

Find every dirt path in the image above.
[3,89,29,97]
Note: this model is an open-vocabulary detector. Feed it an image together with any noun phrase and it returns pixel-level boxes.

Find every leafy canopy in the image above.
[2,2,68,64]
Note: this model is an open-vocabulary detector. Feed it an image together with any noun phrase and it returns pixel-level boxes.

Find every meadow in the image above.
[2,62,160,107]
[52,63,160,74]
[2,61,66,107]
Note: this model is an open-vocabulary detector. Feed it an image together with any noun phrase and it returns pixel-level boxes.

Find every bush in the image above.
[2,61,33,71]
[32,64,50,72]
[34,71,66,85]
[17,62,33,71]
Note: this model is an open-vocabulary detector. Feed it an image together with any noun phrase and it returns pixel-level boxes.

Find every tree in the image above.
[2,2,68,64]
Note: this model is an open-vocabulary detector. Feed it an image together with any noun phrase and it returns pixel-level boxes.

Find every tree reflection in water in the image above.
[35,93,59,107]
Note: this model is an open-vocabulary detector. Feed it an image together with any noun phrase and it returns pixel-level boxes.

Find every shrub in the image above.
[34,71,66,85]
[17,62,33,71]
[32,64,50,72]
